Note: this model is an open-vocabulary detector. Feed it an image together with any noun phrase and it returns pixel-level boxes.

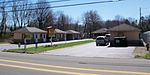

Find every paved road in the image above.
[0,39,91,51]
[43,43,135,58]
[0,52,150,75]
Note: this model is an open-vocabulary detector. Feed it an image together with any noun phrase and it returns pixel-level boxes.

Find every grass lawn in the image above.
[0,42,10,44]
[3,40,95,54]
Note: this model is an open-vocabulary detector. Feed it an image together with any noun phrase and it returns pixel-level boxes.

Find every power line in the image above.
[5,0,72,8]
[0,0,24,4]
[50,0,124,8]
[1,0,125,12]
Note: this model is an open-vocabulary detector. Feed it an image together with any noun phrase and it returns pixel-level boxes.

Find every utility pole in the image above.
[140,7,141,24]
[139,7,143,32]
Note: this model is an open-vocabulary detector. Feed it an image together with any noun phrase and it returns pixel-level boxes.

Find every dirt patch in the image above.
[133,47,149,58]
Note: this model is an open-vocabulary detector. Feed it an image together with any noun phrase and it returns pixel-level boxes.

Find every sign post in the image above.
[35,38,38,48]
[34,34,38,48]
[23,34,27,53]
[18,42,21,49]
[47,26,55,46]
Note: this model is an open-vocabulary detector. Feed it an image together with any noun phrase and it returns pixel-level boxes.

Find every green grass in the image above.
[0,42,10,44]
[144,53,150,59]
[3,40,95,54]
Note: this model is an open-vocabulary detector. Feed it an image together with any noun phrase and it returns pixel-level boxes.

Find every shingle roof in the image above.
[13,27,47,33]
[108,24,141,32]
[92,28,108,34]
[54,29,66,34]
[65,30,80,34]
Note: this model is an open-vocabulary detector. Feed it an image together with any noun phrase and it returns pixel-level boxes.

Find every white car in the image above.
[96,36,107,46]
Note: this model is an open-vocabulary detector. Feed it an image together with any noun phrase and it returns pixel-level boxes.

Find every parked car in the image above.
[96,36,107,46]
[105,34,111,41]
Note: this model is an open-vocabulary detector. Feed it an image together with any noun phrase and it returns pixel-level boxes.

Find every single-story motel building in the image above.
[13,27,47,43]
[13,24,142,45]
[53,28,66,41]
[108,24,142,46]
[92,28,108,38]
[13,27,81,43]
[92,24,142,46]
[65,30,80,40]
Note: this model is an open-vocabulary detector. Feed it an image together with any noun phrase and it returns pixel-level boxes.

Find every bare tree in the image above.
[82,10,103,38]
[73,21,79,31]
[139,15,150,32]
[0,0,7,37]
[12,0,18,30]
[33,0,54,30]
[127,17,137,26]
[115,15,124,20]
[11,0,29,29]
[56,11,72,31]
[114,15,137,25]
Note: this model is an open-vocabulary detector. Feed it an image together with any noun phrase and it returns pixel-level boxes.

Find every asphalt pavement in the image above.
[1,40,135,58]
[0,52,150,75]
[43,42,135,58]
[1,39,149,75]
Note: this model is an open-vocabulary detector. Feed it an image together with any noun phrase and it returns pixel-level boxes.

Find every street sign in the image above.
[48,28,55,37]
[47,26,55,37]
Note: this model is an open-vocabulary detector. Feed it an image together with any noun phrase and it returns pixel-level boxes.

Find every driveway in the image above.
[43,43,135,58]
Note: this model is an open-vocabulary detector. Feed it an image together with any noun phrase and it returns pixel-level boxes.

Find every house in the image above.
[92,28,108,38]
[54,29,66,41]
[108,24,142,46]
[65,30,80,40]
[13,27,47,43]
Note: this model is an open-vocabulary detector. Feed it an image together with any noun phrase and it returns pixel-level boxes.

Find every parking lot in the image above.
[43,42,135,58]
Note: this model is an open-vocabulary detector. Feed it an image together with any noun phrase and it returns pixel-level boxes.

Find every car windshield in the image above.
[105,35,110,37]
[96,37,104,40]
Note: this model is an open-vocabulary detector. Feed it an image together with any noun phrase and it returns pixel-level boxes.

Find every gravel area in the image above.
[133,47,150,58]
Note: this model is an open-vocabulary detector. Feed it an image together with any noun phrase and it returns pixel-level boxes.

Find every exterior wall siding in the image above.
[110,31,140,41]
[13,33,22,39]
[14,32,32,40]
[13,32,47,43]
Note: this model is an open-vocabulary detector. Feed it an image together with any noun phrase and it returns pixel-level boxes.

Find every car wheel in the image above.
[96,44,98,46]
[106,43,108,46]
